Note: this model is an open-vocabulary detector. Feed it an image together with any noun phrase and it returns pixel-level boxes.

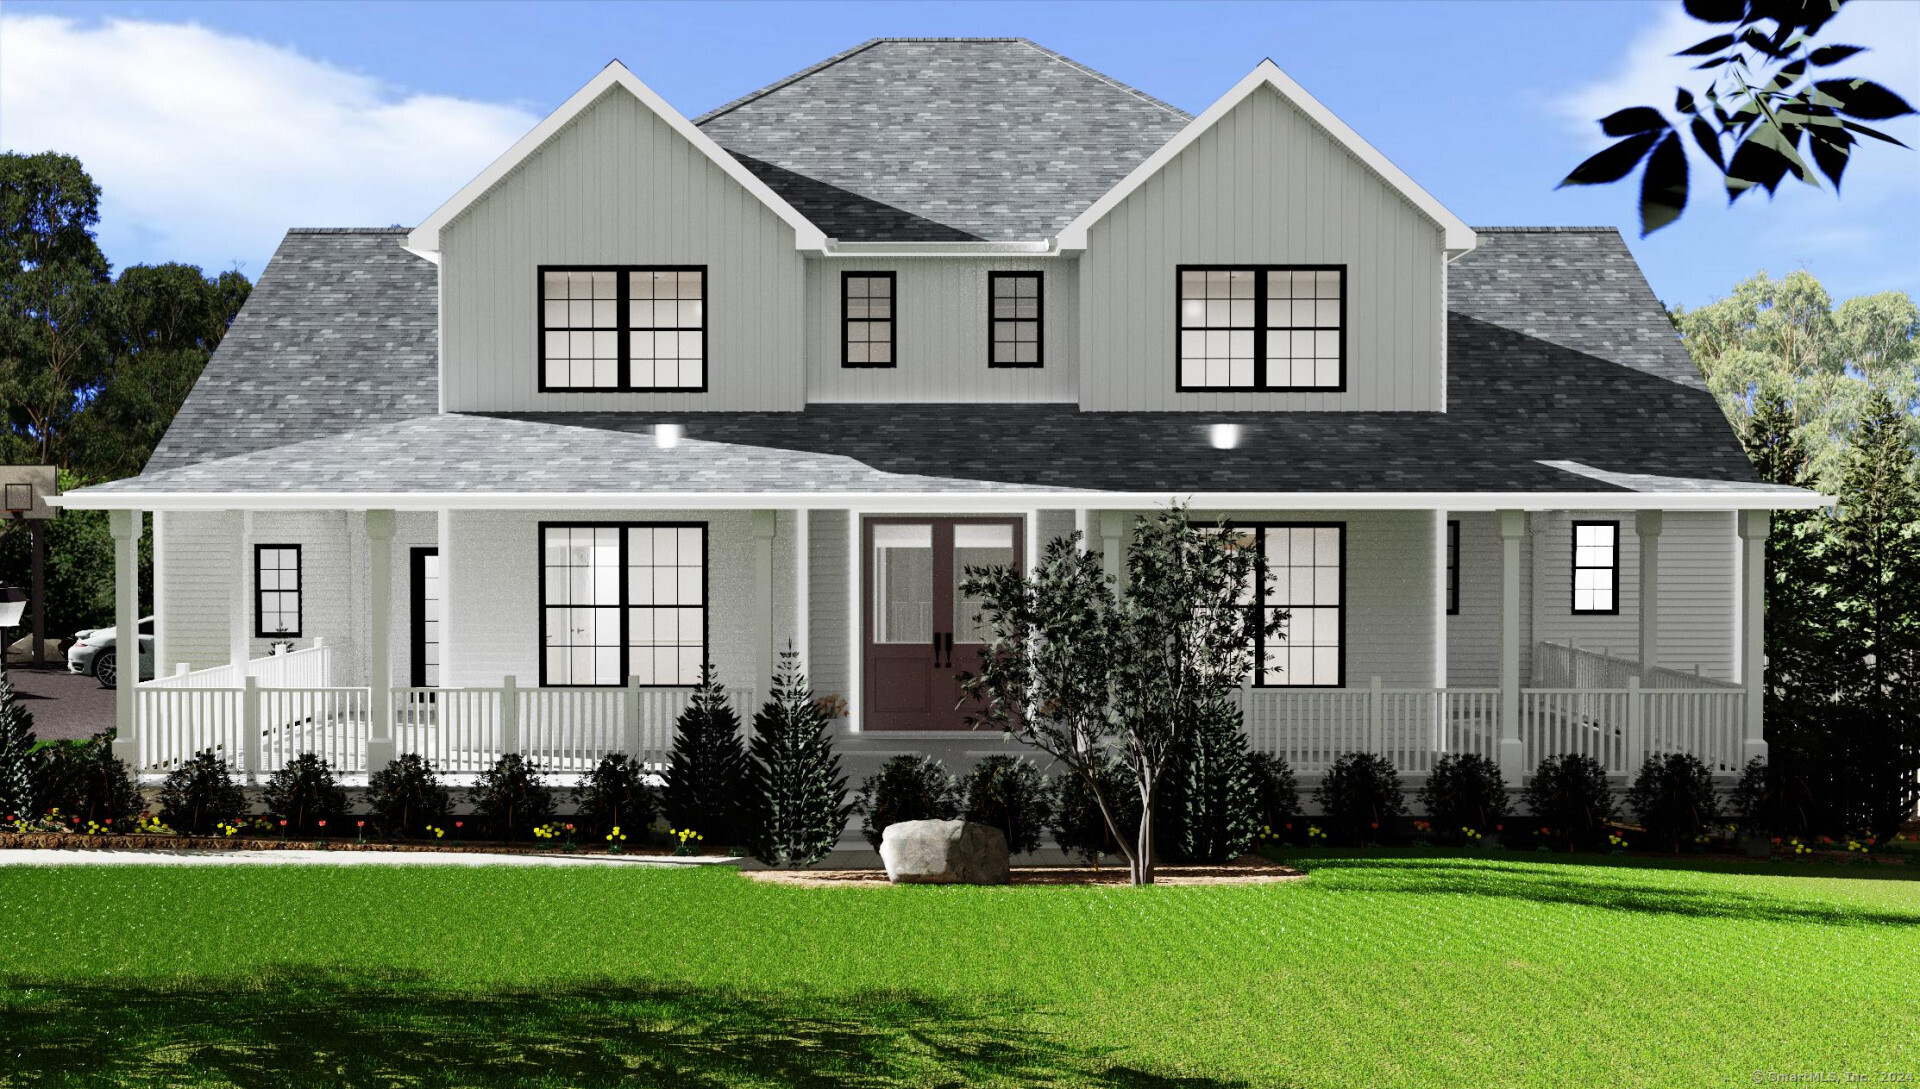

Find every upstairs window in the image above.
[842,272,896,367]
[989,272,1043,367]
[254,545,302,638]
[1572,520,1620,615]
[539,266,705,392]
[1177,266,1344,392]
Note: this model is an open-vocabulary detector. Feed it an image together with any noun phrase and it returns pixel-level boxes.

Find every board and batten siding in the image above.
[1078,84,1446,412]
[156,510,241,672]
[440,86,806,413]
[807,509,851,703]
[804,258,1078,403]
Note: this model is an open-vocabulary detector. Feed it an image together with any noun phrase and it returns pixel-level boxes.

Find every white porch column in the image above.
[229,510,252,671]
[1433,509,1448,690]
[1074,509,1089,554]
[1737,509,1769,762]
[794,508,810,676]
[1099,512,1125,587]
[110,509,141,765]
[1497,509,1525,779]
[365,509,395,769]
[1637,510,1664,684]
[753,510,776,686]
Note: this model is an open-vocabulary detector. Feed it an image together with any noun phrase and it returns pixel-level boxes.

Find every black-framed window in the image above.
[539,522,707,687]
[254,545,302,638]
[1572,520,1621,615]
[1177,266,1345,392]
[988,272,1042,367]
[410,547,440,688]
[842,272,896,367]
[1446,519,1460,615]
[1231,522,1346,688]
[538,266,706,392]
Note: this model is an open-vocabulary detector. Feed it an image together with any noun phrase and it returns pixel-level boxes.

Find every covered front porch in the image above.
[92,496,1773,786]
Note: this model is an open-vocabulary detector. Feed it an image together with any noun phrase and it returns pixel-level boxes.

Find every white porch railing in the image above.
[137,676,756,780]
[1533,640,1740,692]
[140,638,335,690]
[1237,678,1746,778]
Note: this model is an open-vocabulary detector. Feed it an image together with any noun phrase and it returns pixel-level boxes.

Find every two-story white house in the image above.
[62,39,1823,788]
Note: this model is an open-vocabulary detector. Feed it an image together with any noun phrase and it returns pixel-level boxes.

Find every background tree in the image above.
[1560,0,1915,234]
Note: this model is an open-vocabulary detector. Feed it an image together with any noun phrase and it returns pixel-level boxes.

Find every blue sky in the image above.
[2,0,1915,309]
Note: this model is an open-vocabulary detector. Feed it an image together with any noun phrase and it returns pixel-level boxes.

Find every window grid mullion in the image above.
[1253,270,1268,389]
[616,270,631,391]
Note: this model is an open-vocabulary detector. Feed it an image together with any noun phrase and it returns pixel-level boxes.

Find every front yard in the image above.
[1,851,1915,1087]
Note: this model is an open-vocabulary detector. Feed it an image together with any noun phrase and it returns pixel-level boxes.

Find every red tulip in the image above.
[357,820,365,828]
[318,821,326,828]
[279,819,288,826]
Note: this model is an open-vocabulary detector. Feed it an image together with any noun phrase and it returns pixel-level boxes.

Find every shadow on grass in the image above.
[0,968,1255,1089]
[1281,853,1920,928]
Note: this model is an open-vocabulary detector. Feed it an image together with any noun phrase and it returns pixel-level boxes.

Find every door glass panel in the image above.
[953,523,1015,644]
[873,524,933,644]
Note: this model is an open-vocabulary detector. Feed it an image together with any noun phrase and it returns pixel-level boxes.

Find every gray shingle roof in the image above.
[695,38,1191,242]
[144,228,437,473]
[112,225,1770,499]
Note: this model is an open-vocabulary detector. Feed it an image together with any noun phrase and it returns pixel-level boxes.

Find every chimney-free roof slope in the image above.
[695,38,1191,242]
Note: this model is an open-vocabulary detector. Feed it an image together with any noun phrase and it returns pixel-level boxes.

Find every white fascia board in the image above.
[407,61,827,253]
[819,240,1061,258]
[54,489,1832,514]
[1056,59,1476,253]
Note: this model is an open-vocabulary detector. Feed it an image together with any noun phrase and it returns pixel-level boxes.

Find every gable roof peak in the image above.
[1058,57,1477,254]
[407,59,826,254]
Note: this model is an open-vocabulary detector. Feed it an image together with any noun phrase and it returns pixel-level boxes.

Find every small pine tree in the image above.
[662,665,748,844]
[744,650,850,868]
[1158,696,1262,863]
[0,669,40,822]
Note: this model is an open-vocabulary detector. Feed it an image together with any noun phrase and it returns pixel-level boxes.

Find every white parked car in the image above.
[66,617,155,688]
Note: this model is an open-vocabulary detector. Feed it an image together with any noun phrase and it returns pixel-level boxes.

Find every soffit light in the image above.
[1209,423,1242,450]
[654,423,683,449]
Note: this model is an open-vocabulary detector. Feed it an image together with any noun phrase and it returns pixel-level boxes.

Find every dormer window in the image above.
[1176,265,1344,392]
[539,266,706,392]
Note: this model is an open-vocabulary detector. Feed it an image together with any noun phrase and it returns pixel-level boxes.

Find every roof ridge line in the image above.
[693,38,890,125]
[1010,39,1190,118]
[286,226,412,234]
[1470,225,1621,233]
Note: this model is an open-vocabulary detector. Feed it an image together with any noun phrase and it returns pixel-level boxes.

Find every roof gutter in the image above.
[52,488,1832,514]
[815,238,1062,258]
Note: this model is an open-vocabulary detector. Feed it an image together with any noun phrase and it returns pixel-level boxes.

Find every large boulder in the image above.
[879,819,1011,885]
[5,634,63,665]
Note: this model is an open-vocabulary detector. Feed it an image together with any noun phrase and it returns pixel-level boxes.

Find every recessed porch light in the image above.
[1209,423,1242,450]
[655,423,684,449]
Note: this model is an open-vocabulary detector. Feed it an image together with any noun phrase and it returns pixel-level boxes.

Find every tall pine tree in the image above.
[744,650,850,868]
[1819,390,1920,839]
[0,669,39,821]
[662,664,748,844]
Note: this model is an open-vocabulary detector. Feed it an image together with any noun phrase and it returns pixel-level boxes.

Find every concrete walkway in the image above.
[0,849,739,868]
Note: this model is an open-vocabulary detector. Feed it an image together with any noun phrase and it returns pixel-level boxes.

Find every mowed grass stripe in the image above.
[1,852,1915,1087]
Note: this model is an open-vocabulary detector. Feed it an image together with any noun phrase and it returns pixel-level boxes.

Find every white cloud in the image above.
[0,14,539,276]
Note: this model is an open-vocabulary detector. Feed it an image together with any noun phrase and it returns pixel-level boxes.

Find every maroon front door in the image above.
[862,516,1023,730]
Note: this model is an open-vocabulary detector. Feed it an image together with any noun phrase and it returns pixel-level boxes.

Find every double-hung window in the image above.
[1177,266,1344,391]
[254,545,302,638]
[539,266,706,392]
[1234,522,1346,687]
[540,523,707,687]
[988,272,1042,367]
[842,272,896,367]
[1571,520,1620,614]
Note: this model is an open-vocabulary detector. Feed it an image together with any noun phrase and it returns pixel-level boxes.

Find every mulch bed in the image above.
[0,832,725,861]
[745,854,1305,888]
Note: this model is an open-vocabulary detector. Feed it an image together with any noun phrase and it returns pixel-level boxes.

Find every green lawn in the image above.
[1,851,1915,1087]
